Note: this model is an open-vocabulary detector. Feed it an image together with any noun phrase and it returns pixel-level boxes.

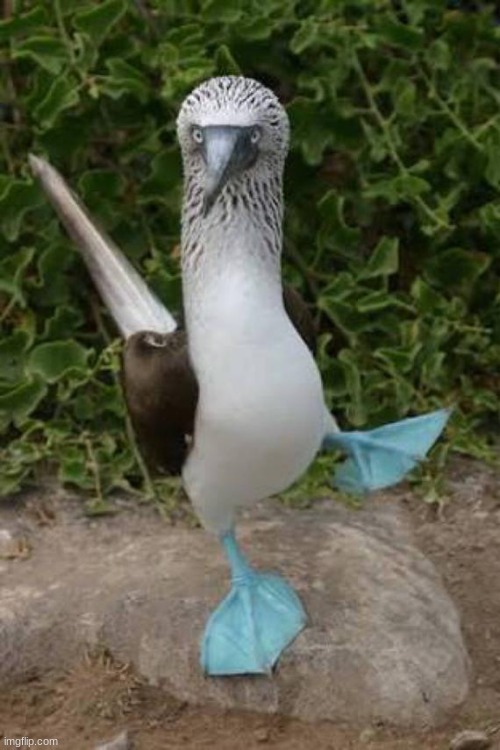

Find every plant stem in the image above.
[0,295,16,324]
[351,51,449,231]
[53,0,76,66]
[84,434,104,503]
[420,66,483,152]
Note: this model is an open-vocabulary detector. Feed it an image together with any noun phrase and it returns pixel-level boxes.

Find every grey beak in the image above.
[202,126,258,216]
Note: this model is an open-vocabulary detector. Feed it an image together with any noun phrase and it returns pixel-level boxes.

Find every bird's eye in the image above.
[192,127,204,144]
[250,127,261,144]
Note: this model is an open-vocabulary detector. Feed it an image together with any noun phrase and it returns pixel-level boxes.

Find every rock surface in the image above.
[449,730,492,750]
[94,730,131,750]
[0,488,470,728]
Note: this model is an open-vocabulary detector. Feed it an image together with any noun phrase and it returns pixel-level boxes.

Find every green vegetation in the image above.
[1,0,499,504]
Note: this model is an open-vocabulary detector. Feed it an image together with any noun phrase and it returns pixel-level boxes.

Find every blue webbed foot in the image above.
[201,531,306,676]
[322,408,452,494]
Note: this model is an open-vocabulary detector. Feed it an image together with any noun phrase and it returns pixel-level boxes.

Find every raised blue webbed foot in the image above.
[323,408,452,494]
[201,530,306,676]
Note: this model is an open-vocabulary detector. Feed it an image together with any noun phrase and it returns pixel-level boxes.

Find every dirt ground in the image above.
[1,458,499,750]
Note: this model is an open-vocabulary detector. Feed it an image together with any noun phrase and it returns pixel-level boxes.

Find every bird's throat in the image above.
[181,176,284,332]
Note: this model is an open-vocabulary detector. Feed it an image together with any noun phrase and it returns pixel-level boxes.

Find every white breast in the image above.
[182,264,325,534]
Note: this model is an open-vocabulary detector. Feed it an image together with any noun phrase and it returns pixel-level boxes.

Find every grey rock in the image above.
[450,730,492,750]
[94,730,130,750]
[0,491,470,728]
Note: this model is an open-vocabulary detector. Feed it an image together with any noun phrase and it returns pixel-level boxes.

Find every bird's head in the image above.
[177,76,289,216]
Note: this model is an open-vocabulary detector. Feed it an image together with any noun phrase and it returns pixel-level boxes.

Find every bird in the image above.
[30,75,451,677]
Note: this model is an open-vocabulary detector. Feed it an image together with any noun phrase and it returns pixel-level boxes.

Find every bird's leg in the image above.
[201,528,307,676]
[220,529,256,583]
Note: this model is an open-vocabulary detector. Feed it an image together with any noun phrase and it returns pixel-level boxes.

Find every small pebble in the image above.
[94,730,130,750]
[449,729,491,750]
[0,529,31,560]
[359,727,377,744]
[254,727,270,743]
[0,530,14,555]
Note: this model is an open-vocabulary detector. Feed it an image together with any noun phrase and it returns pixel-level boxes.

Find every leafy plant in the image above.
[1,0,499,502]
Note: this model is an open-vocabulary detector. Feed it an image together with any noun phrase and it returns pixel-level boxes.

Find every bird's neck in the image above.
[181,173,284,329]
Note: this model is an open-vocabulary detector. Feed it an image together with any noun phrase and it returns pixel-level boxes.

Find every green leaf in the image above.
[425,248,491,291]
[393,80,417,117]
[360,237,399,279]
[78,170,125,203]
[13,36,68,74]
[290,18,318,54]
[41,307,84,340]
[214,45,241,75]
[202,0,242,23]
[375,345,421,374]
[139,149,182,202]
[28,341,90,383]
[288,98,361,164]
[338,349,367,426]
[411,278,445,314]
[425,39,452,70]
[33,75,80,128]
[374,18,423,50]
[147,267,182,313]
[0,180,45,241]
[0,377,47,427]
[237,18,273,40]
[74,0,126,44]
[483,127,500,188]
[73,32,99,71]
[478,201,500,236]
[38,112,94,160]
[317,191,361,255]
[0,6,48,42]
[0,332,31,383]
[420,351,446,386]
[0,247,35,300]
[58,447,94,490]
[33,243,73,307]
[318,297,366,338]
[102,59,149,102]
[356,290,395,313]
[366,174,431,203]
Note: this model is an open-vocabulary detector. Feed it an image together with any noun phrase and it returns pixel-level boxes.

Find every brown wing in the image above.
[121,330,198,475]
[283,283,317,353]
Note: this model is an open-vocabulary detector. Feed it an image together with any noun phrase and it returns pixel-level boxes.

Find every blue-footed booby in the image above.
[30,75,450,677]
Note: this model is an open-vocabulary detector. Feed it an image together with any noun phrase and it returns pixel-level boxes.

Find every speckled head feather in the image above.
[177,76,289,158]
[178,77,289,271]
